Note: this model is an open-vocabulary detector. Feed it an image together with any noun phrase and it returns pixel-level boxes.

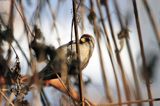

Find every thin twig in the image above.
[1,7,31,66]
[132,0,153,106]
[8,0,14,28]
[16,1,36,75]
[56,74,77,105]
[96,0,121,104]
[13,38,31,66]
[40,88,50,106]
[98,97,160,106]
[105,0,131,104]
[72,0,83,106]
[89,0,113,102]
[125,38,142,105]
[14,1,34,37]
[6,0,14,63]
[46,0,61,45]
[112,0,142,105]
[0,90,15,106]
[142,0,160,44]
[10,43,18,58]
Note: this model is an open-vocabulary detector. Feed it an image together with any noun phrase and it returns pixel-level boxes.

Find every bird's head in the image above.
[80,34,95,48]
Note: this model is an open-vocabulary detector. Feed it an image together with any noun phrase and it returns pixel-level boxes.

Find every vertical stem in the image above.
[142,0,160,44]
[7,0,14,63]
[132,0,153,106]
[125,38,142,106]
[72,0,83,105]
[14,0,35,74]
[19,0,33,74]
[8,0,14,28]
[46,0,61,45]
[113,0,142,105]
[13,39,31,66]
[90,0,113,103]
[80,0,85,34]
[40,88,50,106]
[105,0,131,105]
[0,90,14,106]
[96,31,113,103]
[96,0,121,104]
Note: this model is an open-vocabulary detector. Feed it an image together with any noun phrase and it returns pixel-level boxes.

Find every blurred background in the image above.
[0,0,160,106]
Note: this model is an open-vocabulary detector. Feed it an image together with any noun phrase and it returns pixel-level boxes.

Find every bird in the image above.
[3,34,95,105]
[0,34,95,85]
[38,34,95,80]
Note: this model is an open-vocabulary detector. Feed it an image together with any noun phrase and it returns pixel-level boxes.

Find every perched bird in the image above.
[13,34,95,105]
[0,34,95,85]
[38,34,95,80]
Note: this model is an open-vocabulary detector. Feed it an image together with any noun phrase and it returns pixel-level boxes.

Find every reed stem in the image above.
[105,1,131,105]
[132,0,153,105]
[96,0,121,104]
[72,0,83,105]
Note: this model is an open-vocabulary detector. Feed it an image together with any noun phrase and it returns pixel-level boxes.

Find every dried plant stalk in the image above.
[105,0,131,104]
[98,97,160,106]
[89,0,113,102]
[46,0,61,45]
[142,0,160,44]
[96,0,121,104]
[72,0,83,105]
[132,0,153,106]
[0,90,14,106]
[14,0,35,74]
[1,0,160,105]
[111,0,142,105]
[125,38,142,105]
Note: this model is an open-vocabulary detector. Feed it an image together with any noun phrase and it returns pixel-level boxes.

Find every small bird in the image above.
[38,34,95,80]
[7,34,95,105]
[0,34,95,85]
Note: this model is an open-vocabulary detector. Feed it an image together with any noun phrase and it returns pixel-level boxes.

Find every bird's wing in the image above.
[38,61,61,80]
[57,42,91,71]
[38,41,92,80]
[79,43,91,70]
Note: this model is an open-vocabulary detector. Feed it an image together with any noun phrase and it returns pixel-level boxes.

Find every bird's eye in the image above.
[85,37,90,42]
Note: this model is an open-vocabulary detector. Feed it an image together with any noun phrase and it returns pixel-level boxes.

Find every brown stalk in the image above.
[8,0,14,28]
[31,1,40,25]
[95,27,113,103]
[72,0,83,105]
[104,0,131,104]
[98,97,160,106]
[46,0,61,45]
[0,13,31,68]
[126,38,142,105]
[89,0,113,102]
[112,0,142,105]
[132,0,153,106]
[40,88,50,106]
[14,1,34,37]
[142,0,160,44]
[16,2,50,104]
[0,90,14,106]
[79,0,85,34]
[14,0,35,75]
[6,0,14,64]
[96,0,121,104]
[13,38,31,66]
[56,74,77,105]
